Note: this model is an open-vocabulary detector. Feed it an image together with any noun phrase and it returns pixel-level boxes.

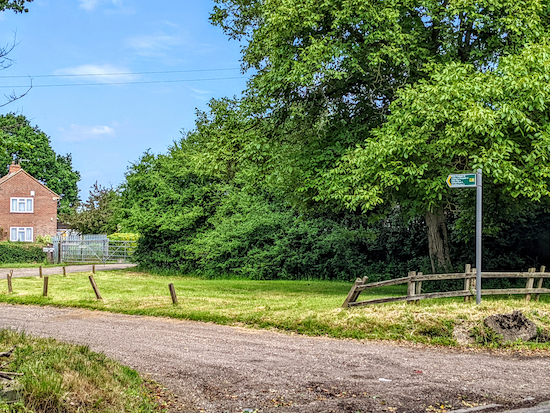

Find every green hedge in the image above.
[0,242,46,263]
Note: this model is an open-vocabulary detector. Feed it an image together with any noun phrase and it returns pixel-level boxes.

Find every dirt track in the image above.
[1,304,549,413]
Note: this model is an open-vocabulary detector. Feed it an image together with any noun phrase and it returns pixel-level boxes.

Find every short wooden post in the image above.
[362,276,368,285]
[168,283,178,305]
[464,264,472,302]
[62,266,66,277]
[407,271,416,304]
[39,266,43,278]
[415,272,423,304]
[92,264,96,274]
[342,278,363,308]
[7,273,12,294]
[535,265,545,302]
[88,275,102,300]
[526,267,535,302]
[42,276,49,297]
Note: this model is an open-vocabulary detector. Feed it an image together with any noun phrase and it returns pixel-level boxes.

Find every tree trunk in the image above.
[425,208,451,273]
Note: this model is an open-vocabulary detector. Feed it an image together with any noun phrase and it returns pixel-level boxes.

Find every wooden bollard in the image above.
[525,268,535,302]
[39,266,43,278]
[92,264,96,274]
[7,273,12,294]
[88,275,102,300]
[168,283,178,305]
[43,276,49,297]
[535,265,545,302]
[62,266,66,277]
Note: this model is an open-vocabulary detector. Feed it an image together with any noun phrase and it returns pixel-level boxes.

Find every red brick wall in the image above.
[0,172,59,242]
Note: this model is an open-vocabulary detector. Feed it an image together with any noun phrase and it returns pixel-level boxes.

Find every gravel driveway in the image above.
[1,304,549,413]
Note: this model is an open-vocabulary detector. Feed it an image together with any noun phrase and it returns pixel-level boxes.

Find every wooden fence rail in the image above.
[342,265,550,307]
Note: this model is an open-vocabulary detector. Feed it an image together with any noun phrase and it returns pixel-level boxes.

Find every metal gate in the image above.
[52,235,137,264]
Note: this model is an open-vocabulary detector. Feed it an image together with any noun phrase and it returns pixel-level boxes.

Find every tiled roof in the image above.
[0,169,60,198]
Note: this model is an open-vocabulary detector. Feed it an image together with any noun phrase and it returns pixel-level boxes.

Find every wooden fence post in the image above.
[42,276,49,297]
[415,272,423,303]
[92,264,96,274]
[535,265,545,302]
[88,275,102,300]
[464,264,472,302]
[407,271,416,304]
[168,283,178,305]
[62,266,66,277]
[342,278,363,308]
[39,266,42,278]
[7,273,12,294]
[526,267,536,302]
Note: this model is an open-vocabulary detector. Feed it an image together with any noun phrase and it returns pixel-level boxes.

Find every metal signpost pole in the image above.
[476,169,482,304]
[446,170,482,304]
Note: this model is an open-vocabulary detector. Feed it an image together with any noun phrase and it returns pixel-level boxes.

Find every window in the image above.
[10,227,33,242]
[10,197,33,213]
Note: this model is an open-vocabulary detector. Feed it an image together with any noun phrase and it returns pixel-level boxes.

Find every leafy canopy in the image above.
[325,44,550,215]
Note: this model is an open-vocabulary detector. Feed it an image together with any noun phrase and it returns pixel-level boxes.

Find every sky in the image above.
[0,0,249,197]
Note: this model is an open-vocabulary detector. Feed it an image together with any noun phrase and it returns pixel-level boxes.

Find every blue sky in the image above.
[0,0,249,197]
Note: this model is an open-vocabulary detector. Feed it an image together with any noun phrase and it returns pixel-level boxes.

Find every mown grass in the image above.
[1,270,550,350]
[0,329,160,413]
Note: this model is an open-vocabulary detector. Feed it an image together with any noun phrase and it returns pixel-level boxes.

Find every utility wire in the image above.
[0,67,241,79]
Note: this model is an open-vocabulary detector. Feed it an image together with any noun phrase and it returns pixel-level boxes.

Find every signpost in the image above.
[447,170,482,304]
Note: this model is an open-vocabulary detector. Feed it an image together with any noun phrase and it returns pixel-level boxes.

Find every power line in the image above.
[0,67,241,79]
[0,76,246,88]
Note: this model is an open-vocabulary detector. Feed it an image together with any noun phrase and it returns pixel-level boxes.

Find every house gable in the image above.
[0,164,60,242]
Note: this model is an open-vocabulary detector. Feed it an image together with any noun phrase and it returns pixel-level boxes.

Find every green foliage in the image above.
[0,242,45,263]
[326,44,550,215]
[34,234,51,244]
[108,233,139,242]
[0,114,80,214]
[60,182,118,234]
[0,0,32,13]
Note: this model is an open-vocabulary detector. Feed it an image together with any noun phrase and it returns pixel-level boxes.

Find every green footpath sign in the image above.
[446,174,476,188]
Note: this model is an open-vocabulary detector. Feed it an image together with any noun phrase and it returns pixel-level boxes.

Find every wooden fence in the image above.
[342,264,550,307]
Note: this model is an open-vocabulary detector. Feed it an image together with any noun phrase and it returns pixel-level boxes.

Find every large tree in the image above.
[61,182,118,235]
[325,44,550,271]
[206,0,550,271]
[0,114,80,214]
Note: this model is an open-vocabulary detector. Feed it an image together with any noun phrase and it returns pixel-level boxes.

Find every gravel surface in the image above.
[0,263,137,279]
[1,304,549,413]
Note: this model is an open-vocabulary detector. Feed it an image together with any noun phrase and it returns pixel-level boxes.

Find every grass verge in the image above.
[0,329,161,413]
[1,270,550,350]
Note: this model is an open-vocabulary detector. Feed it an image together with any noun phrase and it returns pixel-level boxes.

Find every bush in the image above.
[0,242,46,264]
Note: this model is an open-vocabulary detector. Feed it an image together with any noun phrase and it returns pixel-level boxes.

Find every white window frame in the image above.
[10,227,33,242]
[10,197,33,213]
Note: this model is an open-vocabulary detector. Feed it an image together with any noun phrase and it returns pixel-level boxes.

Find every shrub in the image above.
[0,242,46,263]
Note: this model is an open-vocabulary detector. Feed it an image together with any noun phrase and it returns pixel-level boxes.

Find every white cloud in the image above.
[59,124,116,142]
[78,0,101,11]
[190,88,211,95]
[78,0,134,14]
[54,64,139,84]
[125,34,183,57]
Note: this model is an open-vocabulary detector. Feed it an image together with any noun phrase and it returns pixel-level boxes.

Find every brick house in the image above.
[0,162,60,242]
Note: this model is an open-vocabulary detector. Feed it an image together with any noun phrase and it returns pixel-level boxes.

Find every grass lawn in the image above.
[0,329,161,413]
[1,269,550,350]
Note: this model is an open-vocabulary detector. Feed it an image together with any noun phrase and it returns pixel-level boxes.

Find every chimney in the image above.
[9,161,21,174]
